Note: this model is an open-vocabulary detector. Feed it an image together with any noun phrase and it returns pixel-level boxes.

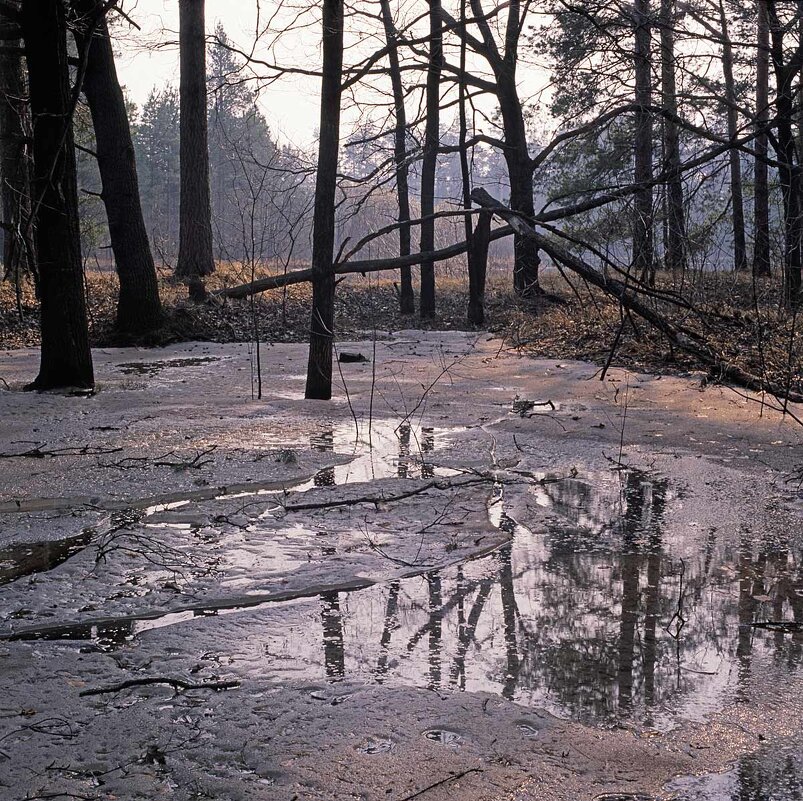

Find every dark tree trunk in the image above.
[456,0,486,325]
[304,0,343,400]
[767,2,802,307]
[753,0,771,278]
[659,0,686,273]
[469,0,539,297]
[72,0,162,336]
[379,0,414,315]
[468,210,490,325]
[0,2,34,284]
[633,0,654,283]
[419,0,442,319]
[22,0,93,390]
[719,2,747,272]
[177,0,214,287]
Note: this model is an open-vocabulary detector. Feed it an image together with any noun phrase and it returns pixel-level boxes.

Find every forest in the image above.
[0,1,802,800]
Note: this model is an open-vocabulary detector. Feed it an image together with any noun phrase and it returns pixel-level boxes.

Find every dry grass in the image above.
[1,262,800,396]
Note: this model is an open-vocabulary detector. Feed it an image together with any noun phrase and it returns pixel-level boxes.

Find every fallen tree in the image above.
[210,188,800,406]
[470,188,803,405]
[213,224,513,299]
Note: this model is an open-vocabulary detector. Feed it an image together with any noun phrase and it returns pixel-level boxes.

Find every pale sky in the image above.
[113,0,553,150]
[115,0,324,147]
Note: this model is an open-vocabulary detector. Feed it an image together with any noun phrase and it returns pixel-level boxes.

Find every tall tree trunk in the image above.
[659,0,686,273]
[72,0,162,336]
[456,0,486,324]
[177,0,214,291]
[304,0,343,400]
[0,2,34,285]
[767,1,802,307]
[753,0,771,277]
[469,0,540,297]
[22,0,93,390]
[719,1,747,272]
[419,0,442,319]
[379,0,414,315]
[633,0,654,283]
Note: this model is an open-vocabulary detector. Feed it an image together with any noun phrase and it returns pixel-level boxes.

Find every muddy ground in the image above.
[0,332,802,801]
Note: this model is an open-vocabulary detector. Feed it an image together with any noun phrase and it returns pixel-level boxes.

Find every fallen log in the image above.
[470,188,803,405]
[212,224,513,299]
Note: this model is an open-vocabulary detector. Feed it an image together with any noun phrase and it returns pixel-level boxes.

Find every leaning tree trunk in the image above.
[633,0,654,283]
[22,0,93,390]
[304,0,343,400]
[659,0,686,273]
[419,0,443,319]
[753,0,771,277]
[177,0,214,293]
[719,1,747,272]
[0,1,34,285]
[379,0,414,315]
[72,0,162,336]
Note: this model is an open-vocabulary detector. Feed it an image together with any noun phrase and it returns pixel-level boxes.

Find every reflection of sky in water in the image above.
[6,442,803,734]
[245,468,803,731]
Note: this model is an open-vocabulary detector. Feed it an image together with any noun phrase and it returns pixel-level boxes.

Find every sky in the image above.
[114,0,324,147]
[113,0,553,150]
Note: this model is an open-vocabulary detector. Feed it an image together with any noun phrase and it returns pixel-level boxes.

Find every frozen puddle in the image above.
[4,463,801,735]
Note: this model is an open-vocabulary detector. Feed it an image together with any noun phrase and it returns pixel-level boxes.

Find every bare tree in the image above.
[659,0,686,273]
[0,0,34,286]
[177,0,214,296]
[72,0,163,336]
[305,0,344,400]
[753,0,772,277]
[766,0,802,307]
[419,0,443,319]
[379,0,415,315]
[22,0,93,390]
[633,0,654,282]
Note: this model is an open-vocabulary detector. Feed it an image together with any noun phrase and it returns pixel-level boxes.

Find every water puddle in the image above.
[423,728,463,747]
[0,529,95,586]
[4,452,802,736]
[666,739,803,800]
[116,357,221,376]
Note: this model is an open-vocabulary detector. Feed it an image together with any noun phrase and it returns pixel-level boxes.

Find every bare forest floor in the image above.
[1,262,801,399]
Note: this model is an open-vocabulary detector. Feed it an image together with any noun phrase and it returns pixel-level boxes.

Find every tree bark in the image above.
[468,0,540,298]
[456,0,485,325]
[419,0,442,318]
[379,0,414,315]
[0,1,33,284]
[766,1,802,308]
[177,0,214,287]
[22,0,93,390]
[72,0,162,336]
[304,0,343,400]
[718,1,747,272]
[659,0,686,273]
[633,0,654,283]
[753,0,771,277]
[468,209,490,324]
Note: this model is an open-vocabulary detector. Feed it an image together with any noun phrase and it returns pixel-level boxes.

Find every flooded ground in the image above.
[0,333,801,800]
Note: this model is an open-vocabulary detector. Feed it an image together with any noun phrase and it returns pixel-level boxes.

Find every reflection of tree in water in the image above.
[512,470,673,722]
[321,591,345,679]
[736,529,803,700]
[311,429,335,487]
[731,750,803,801]
[302,466,802,727]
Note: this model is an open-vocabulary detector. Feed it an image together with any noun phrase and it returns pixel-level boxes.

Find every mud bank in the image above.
[0,333,801,800]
